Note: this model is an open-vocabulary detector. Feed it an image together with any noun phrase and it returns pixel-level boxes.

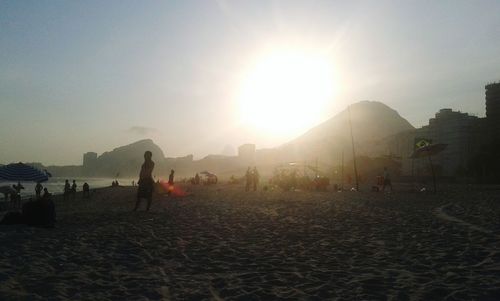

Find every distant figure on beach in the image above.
[35,182,43,199]
[63,179,70,201]
[0,185,16,201]
[252,167,259,191]
[168,169,175,196]
[83,182,90,198]
[382,167,392,192]
[245,167,252,191]
[134,151,155,211]
[194,173,200,185]
[71,180,77,199]
[13,181,24,194]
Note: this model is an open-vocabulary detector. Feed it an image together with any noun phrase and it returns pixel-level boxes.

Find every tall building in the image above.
[414,109,481,176]
[485,82,500,143]
[83,152,98,168]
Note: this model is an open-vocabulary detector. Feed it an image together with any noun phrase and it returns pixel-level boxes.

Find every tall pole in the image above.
[428,155,437,193]
[315,158,318,177]
[341,149,344,191]
[348,106,359,191]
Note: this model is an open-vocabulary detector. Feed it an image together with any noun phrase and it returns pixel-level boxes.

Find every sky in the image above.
[1,0,499,165]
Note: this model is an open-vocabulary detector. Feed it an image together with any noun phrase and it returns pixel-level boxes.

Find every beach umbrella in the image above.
[410,143,447,159]
[410,144,447,193]
[0,162,50,183]
[199,171,216,176]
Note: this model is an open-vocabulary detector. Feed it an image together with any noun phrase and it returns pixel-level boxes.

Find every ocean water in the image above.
[0,177,134,198]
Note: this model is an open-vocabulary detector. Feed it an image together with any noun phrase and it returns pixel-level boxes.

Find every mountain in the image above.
[279,101,415,163]
[91,139,166,176]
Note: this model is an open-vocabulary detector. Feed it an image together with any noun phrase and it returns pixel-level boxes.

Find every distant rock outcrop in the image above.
[90,139,166,177]
[279,101,415,163]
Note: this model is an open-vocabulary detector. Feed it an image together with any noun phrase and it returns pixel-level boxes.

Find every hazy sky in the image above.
[1,0,499,165]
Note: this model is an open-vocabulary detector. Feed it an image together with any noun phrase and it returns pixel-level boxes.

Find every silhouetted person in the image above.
[134,151,155,211]
[382,167,392,192]
[24,188,55,228]
[245,167,252,191]
[71,180,77,199]
[168,169,175,195]
[2,188,55,228]
[83,182,90,198]
[63,179,70,201]
[0,185,16,201]
[194,173,200,185]
[13,181,24,194]
[252,167,259,191]
[35,182,43,199]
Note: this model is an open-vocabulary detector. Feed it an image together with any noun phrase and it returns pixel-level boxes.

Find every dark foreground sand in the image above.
[0,185,499,300]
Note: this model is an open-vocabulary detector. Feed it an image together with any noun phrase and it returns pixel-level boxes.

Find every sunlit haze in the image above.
[1,1,499,165]
[238,49,337,137]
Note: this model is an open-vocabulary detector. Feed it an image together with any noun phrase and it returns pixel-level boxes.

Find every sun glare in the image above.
[238,50,337,137]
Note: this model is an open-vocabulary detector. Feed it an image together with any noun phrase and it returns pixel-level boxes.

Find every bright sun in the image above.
[238,50,337,137]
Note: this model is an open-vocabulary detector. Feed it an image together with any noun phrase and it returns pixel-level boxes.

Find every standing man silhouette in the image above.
[168,169,175,196]
[134,151,155,211]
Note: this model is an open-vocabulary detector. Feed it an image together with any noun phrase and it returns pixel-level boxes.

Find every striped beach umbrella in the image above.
[0,163,50,182]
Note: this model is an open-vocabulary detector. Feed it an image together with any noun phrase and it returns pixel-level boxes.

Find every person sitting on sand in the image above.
[35,182,43,199]
[82,182,90,198]
[134,151,155,211]
[23,188,55,228]
[382,167,392,192]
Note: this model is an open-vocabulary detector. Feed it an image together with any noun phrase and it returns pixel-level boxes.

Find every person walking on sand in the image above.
[63,179,70,201]
[167,169,175,196]
[252,167,259,191]
[71,180,77,199]
[382,167,392,192]
[134,151,155,211]
[245,167,252,192]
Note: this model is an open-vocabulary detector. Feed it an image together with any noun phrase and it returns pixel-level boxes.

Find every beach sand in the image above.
[0,185,499,300]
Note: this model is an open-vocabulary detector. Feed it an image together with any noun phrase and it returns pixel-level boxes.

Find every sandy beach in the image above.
[0,185,499,300]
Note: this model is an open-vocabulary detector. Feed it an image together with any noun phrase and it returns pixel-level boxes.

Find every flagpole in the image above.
[341,149,344,191]
[348,105,359,191]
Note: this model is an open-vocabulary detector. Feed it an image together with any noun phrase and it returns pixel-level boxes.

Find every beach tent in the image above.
[199,171,218,184]
[0,162,50,183]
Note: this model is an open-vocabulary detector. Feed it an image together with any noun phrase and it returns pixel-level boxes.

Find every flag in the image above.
[414,138,432,150]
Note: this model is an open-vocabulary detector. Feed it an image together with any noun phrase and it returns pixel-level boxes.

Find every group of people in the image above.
[245,167,260,191]
[63,179,90,200]
[0,184,55,228]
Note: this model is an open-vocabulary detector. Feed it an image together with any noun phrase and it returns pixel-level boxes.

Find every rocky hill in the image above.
[279,101,415,163]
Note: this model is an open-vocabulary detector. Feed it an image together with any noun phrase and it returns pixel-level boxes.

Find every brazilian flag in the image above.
[414,138,432,150]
